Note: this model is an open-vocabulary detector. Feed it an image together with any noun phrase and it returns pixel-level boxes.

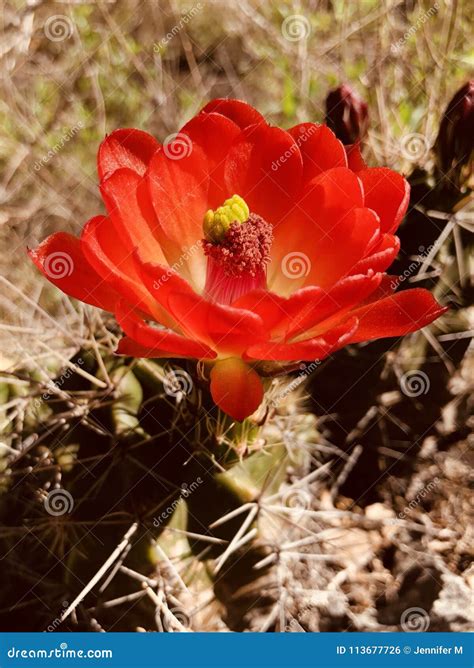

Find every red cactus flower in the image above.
[30,99,446,421]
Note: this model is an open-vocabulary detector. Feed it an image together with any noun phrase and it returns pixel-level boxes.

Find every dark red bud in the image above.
[325,84,369,145]
[434,80,474,188]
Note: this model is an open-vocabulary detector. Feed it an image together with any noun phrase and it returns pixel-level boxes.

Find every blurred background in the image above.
[0,0,472,633]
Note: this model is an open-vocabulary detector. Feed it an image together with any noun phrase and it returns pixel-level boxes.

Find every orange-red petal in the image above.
[246,318,358,361]
[115,300,216,359]
[29,232,119,312]
[224,123,303,225]
[100,168,168,265]
[147,143,209,276]
[345,142,367,172]
[352,234,400,274]
[288,123,347,184]
[98,128,159,180]
[347,289,446,343]
[210,358,263,421]
[201,99,265,129]
[181,112,241,207]
[81,215,175,328]
[359,167,410,234]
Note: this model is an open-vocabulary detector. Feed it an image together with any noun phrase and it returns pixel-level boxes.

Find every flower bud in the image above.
[325,84,369,145]
[434,80,474,189]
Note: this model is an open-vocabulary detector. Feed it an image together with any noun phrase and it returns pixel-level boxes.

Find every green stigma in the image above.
[203,194,250,243]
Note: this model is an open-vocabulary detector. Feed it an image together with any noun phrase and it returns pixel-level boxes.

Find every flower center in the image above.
[202,194,273,305]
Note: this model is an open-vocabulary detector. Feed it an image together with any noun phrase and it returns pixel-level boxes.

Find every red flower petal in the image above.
[359,167,410,234]
[81,216,175,327]
[210,358,263,421]
[167,291,266,356]
[115,300,216,359]
[232,289,307,339]
[224,123,303,225]
[288,123,347,183]
[233,273,381,341]
[201,99,265,129]
[270,204,379,295]
[285,272,382,340]
[246,318,358,361]
[345,142,367,172]
[135,258,266,355]
[29,232,119,311]
[147,143,209,268]
[181,112,241,207]
[270,166,365,289]
[347,289,447,343]
[98,128,159,181]
[352,234,400,274]
[305,207,380,288]
[116,337,173,358]
[100,169,168,265]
